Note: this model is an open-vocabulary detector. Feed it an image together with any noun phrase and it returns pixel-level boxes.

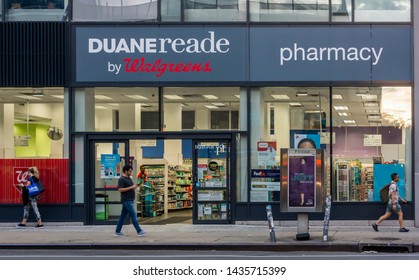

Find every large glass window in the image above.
[163,87,242,131]
[183,0,247,22]
[73,87,159,132]
[6,0,68,21]
[250,0,329,22]
[331,0,352,22]
[72,0,157,22]
[0,87,69,205]
[250,86,412,204]
[354,0,410,22]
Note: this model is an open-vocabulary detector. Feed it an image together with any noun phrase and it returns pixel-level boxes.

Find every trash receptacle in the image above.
[95,194,109,220]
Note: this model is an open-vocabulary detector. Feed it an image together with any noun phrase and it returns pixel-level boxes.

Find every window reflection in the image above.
[72,0,158,22]
[331,0,351,22]
[184,0,247,22]
[354,0,410,22]
[250,0,329,22]
[6,0,68,21]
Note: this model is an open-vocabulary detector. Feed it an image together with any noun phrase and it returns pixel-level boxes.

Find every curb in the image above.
[0,242,361,252]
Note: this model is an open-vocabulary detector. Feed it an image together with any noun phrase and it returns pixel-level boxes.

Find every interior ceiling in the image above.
[0,86,409,127]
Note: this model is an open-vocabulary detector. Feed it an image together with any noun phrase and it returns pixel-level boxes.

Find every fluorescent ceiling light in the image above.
[368,115,381,120]
[296,93,308,97]
[338,112,351,116]
[289,102,302,106]
[332,94,343,99]
[364,102,379,107]
[164,95,184,100]
[271,94,290,100]
[14,95,41,100]
[365,109,380,114]
[107,103,119,107]
[361,94,378,100]
[125,95,149,100]
[369,121,382,126]
[95,105,107,109]
[50,95,64,99]
[95,95,113,100]
[234,95,240,99]
[212,103,225,106]
[333,106,349,110]
[203,95,218,100]
[343,120,356,124]
[205,105,218,109]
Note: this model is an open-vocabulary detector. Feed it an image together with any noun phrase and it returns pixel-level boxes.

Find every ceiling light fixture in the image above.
[271,94,290,100]
[125,94,149,100]
[333,106,349,110]
[203,95,218,100]
[95,95,113,100]
[164,95,184,100]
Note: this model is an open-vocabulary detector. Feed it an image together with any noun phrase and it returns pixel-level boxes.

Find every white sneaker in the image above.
[114,232,124,237]
[137,230,148,237]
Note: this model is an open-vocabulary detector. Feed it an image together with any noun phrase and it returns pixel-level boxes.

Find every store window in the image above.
[5,0,68,21]
[72,0,157,21]
[331,87,412,202]
[251,86,412,204]
[162,87,242,131]
[73,87,159,132]
[0,87,69,205]
[250,87,330,203]
[354,0,410,22]
[250,0,329,22]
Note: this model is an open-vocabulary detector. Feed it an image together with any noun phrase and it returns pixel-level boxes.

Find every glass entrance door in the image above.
[92,141,128,224]
[192,140,230,224]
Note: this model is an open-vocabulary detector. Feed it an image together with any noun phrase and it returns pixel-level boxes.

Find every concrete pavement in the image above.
[0,221,418,252]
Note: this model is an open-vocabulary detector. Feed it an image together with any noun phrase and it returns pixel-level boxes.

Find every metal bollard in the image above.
[322,195,332,241]
[266,205,277,242]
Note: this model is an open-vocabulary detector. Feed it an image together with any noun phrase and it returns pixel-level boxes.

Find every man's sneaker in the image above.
[15,223,26,228]
[137,230,148,237]
[399,227,409,232]
[35,224,44,228]
[372,223,379,232]
[114,232,124,237]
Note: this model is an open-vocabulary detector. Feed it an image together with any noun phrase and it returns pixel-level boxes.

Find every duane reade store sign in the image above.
[75,25,411,84]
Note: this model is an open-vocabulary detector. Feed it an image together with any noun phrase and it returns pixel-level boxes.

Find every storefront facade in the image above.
[0,1,417,226]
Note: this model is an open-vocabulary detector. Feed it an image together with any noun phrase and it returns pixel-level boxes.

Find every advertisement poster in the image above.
[257,141,277,166]
[288,150,316,207]
[294,134,320,149]
[100,154,121,179]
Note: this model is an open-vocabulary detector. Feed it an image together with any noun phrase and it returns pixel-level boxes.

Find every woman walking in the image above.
[16,167,44,228]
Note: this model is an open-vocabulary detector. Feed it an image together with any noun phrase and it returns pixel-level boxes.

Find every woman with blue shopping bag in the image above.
[16,167,44,228]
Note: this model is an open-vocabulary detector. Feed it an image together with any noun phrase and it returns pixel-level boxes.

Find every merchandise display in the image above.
[168,164,193,210]
[136,163,166,217]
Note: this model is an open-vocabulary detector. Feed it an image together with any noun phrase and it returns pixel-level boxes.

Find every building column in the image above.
[119,103,142,164]
[0,104,15,158]
[164,103,182,165]
[273,103,290,149]
[74,88,95,131]
[414,0,419,228]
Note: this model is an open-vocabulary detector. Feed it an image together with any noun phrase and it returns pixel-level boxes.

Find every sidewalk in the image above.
[0,222,418,252]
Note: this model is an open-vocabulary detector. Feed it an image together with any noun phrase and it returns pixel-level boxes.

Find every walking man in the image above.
[114,165,147,237]
[372,173,409,232]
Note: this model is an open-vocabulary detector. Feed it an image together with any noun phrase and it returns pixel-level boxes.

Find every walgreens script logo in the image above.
[88,31,230,77]
[14,167,30,184]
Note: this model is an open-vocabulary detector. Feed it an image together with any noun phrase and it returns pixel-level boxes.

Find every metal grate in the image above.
[0,22,67,87]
